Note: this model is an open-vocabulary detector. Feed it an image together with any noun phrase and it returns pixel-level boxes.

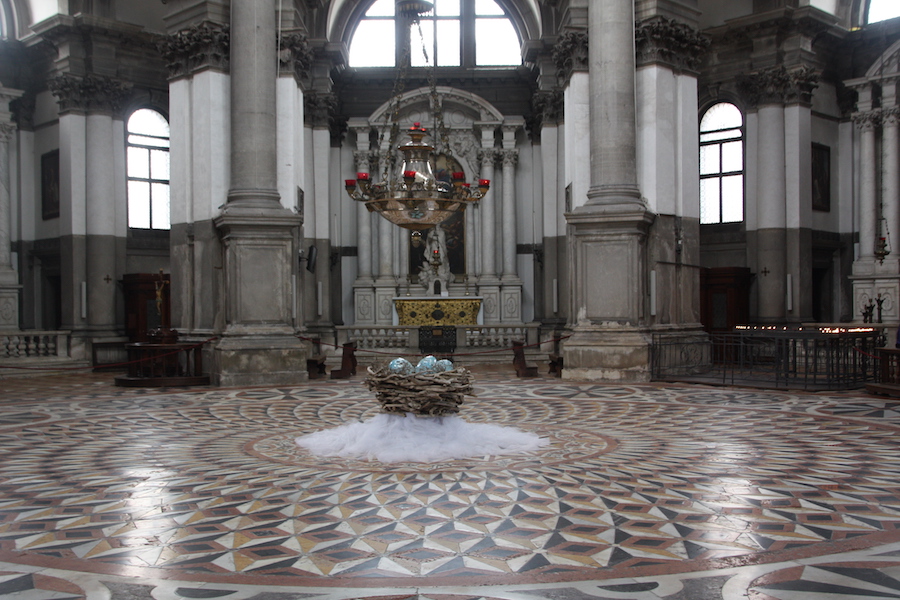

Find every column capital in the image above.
[48,73,132,116]
[157,21,230,80]
[278,32,312,80]
[531,89,564,127]
[552,30,588,86]
[0,123,15,143]
[635,16,709,74]
[740,65,819,108]
[883,107,900,127]
[853,109,882,130]
[501,149,519,167]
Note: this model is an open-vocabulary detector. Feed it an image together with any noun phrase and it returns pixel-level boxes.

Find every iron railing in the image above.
[651,327,883,390]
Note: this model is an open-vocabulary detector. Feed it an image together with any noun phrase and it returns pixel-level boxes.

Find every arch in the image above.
[865,38,900,79]
[328,0,542,59]
[0,0,31,40]
[369,85,505,125]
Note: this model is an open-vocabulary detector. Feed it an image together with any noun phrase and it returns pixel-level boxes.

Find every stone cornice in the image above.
[635,17,709,74]
[48,73,131,115]
[739,65,819,107]
[156,21,230,80]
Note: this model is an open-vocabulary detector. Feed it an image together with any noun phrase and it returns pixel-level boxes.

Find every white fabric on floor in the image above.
[296,413,548,463]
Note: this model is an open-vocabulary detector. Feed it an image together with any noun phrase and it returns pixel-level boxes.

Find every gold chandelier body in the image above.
[345,123,490,231]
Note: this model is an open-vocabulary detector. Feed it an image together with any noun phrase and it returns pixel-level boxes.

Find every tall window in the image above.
[868,0,900,23]
[126,108,170,230]
[700,102,744,225]
[349,0,521,68]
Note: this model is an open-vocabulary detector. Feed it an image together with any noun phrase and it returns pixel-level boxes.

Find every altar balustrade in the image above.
[334,324,540,365]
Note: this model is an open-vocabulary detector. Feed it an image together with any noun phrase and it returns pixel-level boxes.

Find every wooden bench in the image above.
[330,342,358,379]
[548,353,563,377]
[307,354,327,379]
[512,340,539,377]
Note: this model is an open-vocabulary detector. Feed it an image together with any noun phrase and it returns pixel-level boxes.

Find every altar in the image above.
[393,297,483,326]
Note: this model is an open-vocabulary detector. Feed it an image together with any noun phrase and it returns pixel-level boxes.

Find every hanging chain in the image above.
[415,19,452,158]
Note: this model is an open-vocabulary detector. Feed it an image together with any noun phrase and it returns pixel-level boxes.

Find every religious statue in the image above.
[418,225,452,295]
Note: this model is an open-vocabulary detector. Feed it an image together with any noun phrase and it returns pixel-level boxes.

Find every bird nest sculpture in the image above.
[365,364,475,416]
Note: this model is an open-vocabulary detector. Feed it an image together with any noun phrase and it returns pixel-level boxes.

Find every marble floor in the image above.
[2,369,900,599]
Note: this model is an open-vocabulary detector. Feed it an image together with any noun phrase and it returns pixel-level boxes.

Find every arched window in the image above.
[868,0,900,23]
[700,102,744,225]
[126,108,170,230]
[349,0,521,68]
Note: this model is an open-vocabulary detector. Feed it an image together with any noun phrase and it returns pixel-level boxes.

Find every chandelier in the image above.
[344,0,490,231]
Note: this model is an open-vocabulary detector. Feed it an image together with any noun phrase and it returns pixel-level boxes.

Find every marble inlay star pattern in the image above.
[3,373,900,599]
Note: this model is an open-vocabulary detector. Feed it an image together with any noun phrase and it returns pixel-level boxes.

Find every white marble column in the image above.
[214,0,306,385]
[756,103,787,321]
[857,112,879,261]
[882,87,899,266]
[500,149,518,278]
[85,113,119,333]
[586,0,642,206]
[0,88,23,330]
[352,145,373,281]
[479,146,498,279]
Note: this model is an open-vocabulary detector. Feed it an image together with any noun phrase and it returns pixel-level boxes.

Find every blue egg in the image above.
[415,355,438,373]
[436,359,454,372]
[389,357,414,375]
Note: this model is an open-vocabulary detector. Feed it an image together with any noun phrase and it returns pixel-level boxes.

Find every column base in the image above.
[562,325,651,382]
[213,334,309,387]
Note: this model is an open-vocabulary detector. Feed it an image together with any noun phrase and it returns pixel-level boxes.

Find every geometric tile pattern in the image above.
[3,373,900,599]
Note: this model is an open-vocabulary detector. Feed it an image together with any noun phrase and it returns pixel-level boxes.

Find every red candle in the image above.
[345,179,357,187]
[451,171,465,180]
[357,172,369,180]
[479,179,490,187]
[403,170,417,178]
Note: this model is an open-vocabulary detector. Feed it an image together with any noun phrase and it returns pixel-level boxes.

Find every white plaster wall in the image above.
[191,72,230,223]
[85,114,115,236]
[838,121,856,241]
[276,78,305,214]
[59,113,86,236]
[564,72,590,211]
[679,74,700,220]
[517,133,537,246]
[810,114,842,233]
[637,65,676,215]
[168,78,190,226]
[744,111,759,232]
[805,0,838,15]
[784,105,811,231]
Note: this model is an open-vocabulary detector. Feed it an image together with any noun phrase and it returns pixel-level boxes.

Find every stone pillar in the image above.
[500,144,522,323]
[585,0,642,207]
[0,88,22,330]
[213,0,306,386]
[882,91,899,269]
[351,137,376,324]
[478,141,500,323]
[562,1,655,382]
[756,103,787,322]
[855,111,879,262]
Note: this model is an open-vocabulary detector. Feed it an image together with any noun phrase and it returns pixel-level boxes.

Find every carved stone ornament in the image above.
[635,17,710,73]
[852,109,882,130]
[304,92,338,129]
[0,122,15,143]
[552,31,588,85]
[278,33,313,80]
[532,89,564,126]
[739,65,819,107]
[48,74,132,115]
[156,21,230,80]
[884,106,900,127]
